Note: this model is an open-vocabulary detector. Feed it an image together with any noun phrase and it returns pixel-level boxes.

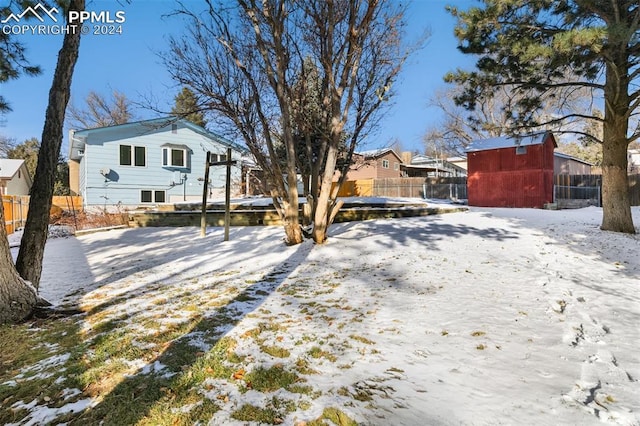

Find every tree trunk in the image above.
[312,144,339,243]
[282,171,303,245]
[600,49,635,234]
[601,129,635,233]
[15,0,84,288]
[0,204,38,324]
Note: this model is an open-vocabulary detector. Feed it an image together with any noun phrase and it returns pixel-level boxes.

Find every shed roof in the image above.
[465,132,555,153]
[554,151,594,166]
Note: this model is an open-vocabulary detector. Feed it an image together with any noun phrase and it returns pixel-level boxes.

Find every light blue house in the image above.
[68,117,246,210]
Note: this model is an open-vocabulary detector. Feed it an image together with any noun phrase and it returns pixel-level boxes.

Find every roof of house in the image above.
[465,132,556,153]
[356,148,402,161]
[554,151,594,166]
[0,159,26,179]
[69,117,247,159]
[0,159,32,187]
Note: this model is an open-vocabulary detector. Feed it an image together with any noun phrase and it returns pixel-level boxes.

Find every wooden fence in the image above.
[335,175,640,206]
[2,195,29,235]
[52,195,83,212]
[2,195,83,235]
[337,177,467,199]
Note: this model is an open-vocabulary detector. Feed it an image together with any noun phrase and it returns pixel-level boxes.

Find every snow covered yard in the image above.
[2,206,639,425]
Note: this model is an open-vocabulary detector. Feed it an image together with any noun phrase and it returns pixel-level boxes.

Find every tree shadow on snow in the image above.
[64,232,314,425]
[329,213,520,250]
[67,226,286,311]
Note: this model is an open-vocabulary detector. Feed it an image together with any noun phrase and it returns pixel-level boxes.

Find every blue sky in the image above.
[1,0,477,156]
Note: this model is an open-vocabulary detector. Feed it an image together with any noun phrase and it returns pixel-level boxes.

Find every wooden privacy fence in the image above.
[51,195,83,212]
[2,195,83,235]
[337,177,467,200]
[2,195,29,234]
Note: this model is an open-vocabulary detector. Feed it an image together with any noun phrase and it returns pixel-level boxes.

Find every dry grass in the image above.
[50,209,129,231]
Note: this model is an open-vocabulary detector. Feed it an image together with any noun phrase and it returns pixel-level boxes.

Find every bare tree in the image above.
[164,0,420,244]
[66,89,134,130]
[424,83,596,157]
[0,135,15,157]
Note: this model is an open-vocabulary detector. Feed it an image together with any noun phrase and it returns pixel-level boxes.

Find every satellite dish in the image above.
[100,168,111,176]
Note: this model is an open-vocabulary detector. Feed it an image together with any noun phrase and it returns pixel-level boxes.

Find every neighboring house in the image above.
[68,117,246,210]
[0,159,32,196]
[465,132,557,208]
[447,156,468,171]
[401,153,467,178]
[343,148,404,180]
[629,149,640,174]
[554,152,593,175]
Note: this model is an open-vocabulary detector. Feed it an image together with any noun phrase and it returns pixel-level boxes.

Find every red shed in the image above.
[465,132,557,208]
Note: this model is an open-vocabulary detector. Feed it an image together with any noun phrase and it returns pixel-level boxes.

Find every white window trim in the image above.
[140,189,167,203]
[162,147,187,167]
[381,159,390,169]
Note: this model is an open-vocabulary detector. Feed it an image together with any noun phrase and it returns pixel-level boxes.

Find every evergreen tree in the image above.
[0,0,42,111]
[7,137,39,180]
[54,156,70,196]
[171,87,207,128]
[447,0,639,234]
[15,0,84,292]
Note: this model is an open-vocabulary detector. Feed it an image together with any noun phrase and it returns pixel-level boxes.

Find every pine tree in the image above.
[0,0,42,111]
[7,138,40,180]
[448,0,639,233]
[171,87,207,128]
[15,0,84,291]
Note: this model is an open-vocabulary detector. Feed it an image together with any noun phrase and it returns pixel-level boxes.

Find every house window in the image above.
[162,147,187,167]
[394,162,399,171]
[141,190,152,203]
[141,190,166,203]
[120,145,146,167]
[382,159,390,169]
[516,146,527,155]
[120,145,131,165]
[209,153,227,163]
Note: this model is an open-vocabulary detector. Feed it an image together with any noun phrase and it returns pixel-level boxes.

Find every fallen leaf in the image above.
[232,369,245,380]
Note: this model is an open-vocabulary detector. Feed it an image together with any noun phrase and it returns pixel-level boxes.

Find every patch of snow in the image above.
[15,353,70,381]
[8,398,96,426]
[12,204,640,425]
